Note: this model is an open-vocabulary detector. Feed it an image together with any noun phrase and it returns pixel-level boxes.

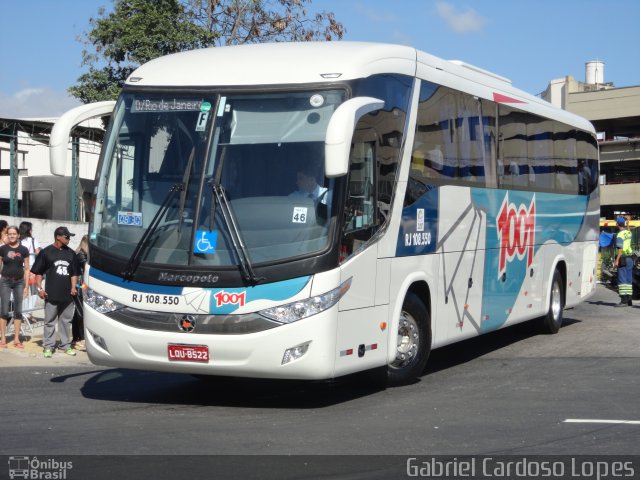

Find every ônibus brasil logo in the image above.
[214,290,246,308]
[496,193,536,279]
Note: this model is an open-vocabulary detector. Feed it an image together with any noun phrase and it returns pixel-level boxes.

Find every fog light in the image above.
[282,341,311,365]
[89,330,108,353]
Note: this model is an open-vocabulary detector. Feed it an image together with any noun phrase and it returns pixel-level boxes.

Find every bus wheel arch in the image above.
[373,281,432,387]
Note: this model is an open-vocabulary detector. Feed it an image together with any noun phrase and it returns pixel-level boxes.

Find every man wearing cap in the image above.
[31,226,80,357]
[614,216,633,307]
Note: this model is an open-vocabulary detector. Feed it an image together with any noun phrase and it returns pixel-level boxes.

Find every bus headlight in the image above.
[85,288,125,314]
[259,278,351,324]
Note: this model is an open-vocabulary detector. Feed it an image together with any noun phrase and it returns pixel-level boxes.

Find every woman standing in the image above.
[72,235,88,349]
[19,221,41,320]
[0,226,30,349]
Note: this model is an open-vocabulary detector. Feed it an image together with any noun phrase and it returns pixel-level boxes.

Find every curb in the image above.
[1,309,93,367]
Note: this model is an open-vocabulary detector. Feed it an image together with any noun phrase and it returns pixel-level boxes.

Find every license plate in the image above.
[167,344,209,363]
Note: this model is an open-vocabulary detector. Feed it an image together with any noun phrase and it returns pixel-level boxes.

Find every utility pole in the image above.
[71,135,80,221]
[9,125,18,217]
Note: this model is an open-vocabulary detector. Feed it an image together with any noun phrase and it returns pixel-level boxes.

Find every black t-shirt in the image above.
[0,244,30,279]
[31,244,79,303]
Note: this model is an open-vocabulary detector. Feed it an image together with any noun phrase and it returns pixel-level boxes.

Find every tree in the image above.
[69,0,215,103]
[185,0,345,45]
[70,0,345,103]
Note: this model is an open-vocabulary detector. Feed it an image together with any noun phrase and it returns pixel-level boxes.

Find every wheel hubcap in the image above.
[551,280,561,322]
[392,311,419,369]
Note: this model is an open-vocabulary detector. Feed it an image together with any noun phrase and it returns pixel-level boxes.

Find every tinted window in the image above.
[410,81,486,193]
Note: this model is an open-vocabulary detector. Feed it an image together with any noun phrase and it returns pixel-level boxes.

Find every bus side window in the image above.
[344,140,376,234]
[554,126,578,193]
[340,127,379,262]
[498,106,528,190]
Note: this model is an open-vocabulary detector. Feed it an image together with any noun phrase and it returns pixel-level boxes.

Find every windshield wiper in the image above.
[122,183,183,280]
[210,182,264,285]
[177,146,196,231]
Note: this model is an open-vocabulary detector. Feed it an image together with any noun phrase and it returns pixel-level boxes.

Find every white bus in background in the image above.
[51,42,599,386]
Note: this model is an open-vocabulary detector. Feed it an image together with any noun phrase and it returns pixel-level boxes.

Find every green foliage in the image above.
[69,0,215,103]
[69,67,130,104]
[70,0,345,103]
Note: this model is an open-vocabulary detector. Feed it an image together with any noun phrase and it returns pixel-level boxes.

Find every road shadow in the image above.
[423,316,581,376]
[588,300,620,307]
[586,293,639,308]
[71,317,580,408]
[73,367,383,409]
[50,305,593,408]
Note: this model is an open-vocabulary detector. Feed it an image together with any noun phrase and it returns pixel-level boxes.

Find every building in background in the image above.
[542,61,640,219]
[0,117,105,220]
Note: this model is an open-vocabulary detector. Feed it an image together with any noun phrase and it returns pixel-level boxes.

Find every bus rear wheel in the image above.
[371,292,431,387]
[540,269,564,334]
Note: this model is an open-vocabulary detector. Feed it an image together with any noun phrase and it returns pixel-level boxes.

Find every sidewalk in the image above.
[0,304,93,367]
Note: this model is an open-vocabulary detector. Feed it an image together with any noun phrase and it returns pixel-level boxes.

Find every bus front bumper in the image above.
[84,306,338,380]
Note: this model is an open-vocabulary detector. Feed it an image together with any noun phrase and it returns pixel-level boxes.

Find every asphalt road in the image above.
[1,285,638,462]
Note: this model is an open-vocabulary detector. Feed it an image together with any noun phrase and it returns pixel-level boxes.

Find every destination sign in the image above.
[132,98,205,113]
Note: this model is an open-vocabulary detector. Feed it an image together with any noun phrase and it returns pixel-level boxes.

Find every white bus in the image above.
[51,42,599,386]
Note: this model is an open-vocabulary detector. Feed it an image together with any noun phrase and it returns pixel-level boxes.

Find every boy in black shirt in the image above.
[31,226,79,357]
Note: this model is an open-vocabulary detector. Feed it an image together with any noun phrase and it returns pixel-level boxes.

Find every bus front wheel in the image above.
[371,292,431,387]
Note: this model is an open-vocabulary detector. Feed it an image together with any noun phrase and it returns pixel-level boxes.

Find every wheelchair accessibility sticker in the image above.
[194,230,218,254]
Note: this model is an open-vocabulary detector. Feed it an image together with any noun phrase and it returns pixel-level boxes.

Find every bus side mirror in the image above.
[324,96,384,178]
[49,100,116,176]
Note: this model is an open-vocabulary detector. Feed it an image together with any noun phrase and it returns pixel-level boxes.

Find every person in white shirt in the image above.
[289,166,328,204]
[19,221,41,320]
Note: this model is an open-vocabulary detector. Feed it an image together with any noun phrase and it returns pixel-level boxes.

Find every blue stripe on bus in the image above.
[89,267,312,314]
[395,184,439,257]
[209,276,312,314]
[395,186,589,332]
[471,189,588,331]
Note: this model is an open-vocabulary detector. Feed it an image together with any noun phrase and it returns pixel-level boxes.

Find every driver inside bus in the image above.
[289,165,329,205]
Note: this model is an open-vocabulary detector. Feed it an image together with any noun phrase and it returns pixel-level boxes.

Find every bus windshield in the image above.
[93,89,345,270]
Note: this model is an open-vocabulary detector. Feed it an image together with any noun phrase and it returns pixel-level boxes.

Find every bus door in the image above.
[336,128,390,372]
[339,135,380,309]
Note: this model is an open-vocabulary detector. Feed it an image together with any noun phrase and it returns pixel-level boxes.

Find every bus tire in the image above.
[370,292,431,387]
[540,269,564,334]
